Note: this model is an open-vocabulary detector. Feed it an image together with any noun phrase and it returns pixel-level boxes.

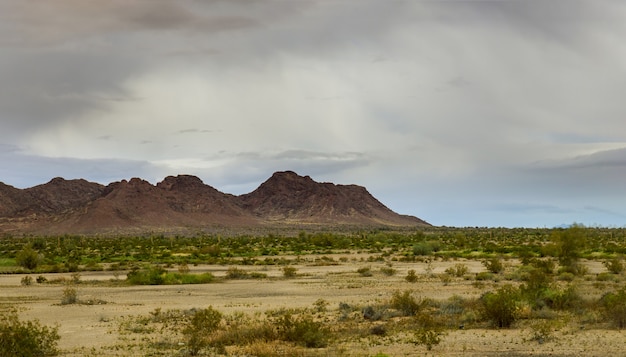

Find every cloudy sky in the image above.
[1,0,625,228]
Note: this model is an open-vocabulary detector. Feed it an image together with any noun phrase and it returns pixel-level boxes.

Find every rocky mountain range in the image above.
[0,171,429,235]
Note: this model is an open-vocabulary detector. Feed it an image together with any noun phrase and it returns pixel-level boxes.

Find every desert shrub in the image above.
[601,288,626,329]
[16,245,41,270]
[475,272,494,281]
[380,266,397,276]
[357,266,373,277]
[412,313,446,351]
[445,263,468,277]
[273,313,329,348]
[390,290,422,316]
[178,262,190,274]
[282,266,297,278]
[370,324,387,336]
[362,306,384,321]
[482,257,504,274]
[405,269,418,283]
[526,319,560,344]
[61,286,78,305]
[412,243,433,256]
[127,265,214,285]
[604,257,624,274]
[596,272,617,282]
[21,276,33,286]
[313,298,329,313]
[551,224,586,272]
[36,275,48,284]
[543,285,582,310]
[225,267,249,279]
[520,267,552,306]
[0,309,60,357]
[480,284,521,328]
[530,258,555,275]
[183,306,223,355]
[127,265,166,285]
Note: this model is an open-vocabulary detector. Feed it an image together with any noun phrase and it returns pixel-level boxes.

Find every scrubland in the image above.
[2,225,626,356]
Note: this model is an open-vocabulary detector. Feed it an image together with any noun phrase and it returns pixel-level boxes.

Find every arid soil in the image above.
[1,258,622,356]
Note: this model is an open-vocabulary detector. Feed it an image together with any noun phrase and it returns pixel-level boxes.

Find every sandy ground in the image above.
[1,258,625,356]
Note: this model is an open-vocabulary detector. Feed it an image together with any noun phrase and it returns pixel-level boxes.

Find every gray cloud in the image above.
[1,0,626,227]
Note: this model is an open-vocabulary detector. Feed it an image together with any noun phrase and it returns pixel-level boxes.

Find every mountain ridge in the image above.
[0,171,429,234]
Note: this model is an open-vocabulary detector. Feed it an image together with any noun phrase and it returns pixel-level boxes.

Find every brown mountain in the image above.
[0,171,429,234]
[238,171,428,226]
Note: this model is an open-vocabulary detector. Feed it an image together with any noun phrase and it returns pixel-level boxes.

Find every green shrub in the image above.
[604,257,624,274]
[273,312,329,348]
[183,306,223,355]
[225,267,249,279]
[530,258,555,275]
[543,285,582,310]
[482,257,504,274]
[126,266,166,285]
[480,284,521,328]
[412,243,433,256]
[390,290,422,316]
[596,272,617,282]
[412,313,446,351]
[475,272,494,281]
[0,309,60,356]
[445,263,468,277]
[601,288,626,329]
[16,245,41,270]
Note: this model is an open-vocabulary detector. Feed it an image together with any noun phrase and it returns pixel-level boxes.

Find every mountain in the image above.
[238,171,427,226]
[0,171,429,235]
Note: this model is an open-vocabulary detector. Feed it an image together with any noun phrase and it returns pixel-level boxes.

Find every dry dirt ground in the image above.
[1,257,625,356]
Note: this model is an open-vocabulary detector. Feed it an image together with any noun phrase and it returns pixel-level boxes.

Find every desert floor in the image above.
[2,257,625,356]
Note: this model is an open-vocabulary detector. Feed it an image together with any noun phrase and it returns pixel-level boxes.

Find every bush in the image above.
[412,243,433,256]
[282,266,297,278]
[405,269,418,283]
[412,313,446,351]
[482,257,504,274]
[601,288,626,329]
[183,306,223,355]
[21,276,33,286]
[380,266,397,276]
[61,286,78,305]
[445,264,468,277]
[390,290,422,316]
[127,266,166,285]
[225,267,249,279]
[357,266,373,277]
[604,258,624,274]
[480,284,521,328]
[0,309,60,356]
[273,313,329,348]
[16,245,41,270]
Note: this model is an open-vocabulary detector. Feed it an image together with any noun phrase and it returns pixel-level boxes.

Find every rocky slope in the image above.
[0,171,429,234]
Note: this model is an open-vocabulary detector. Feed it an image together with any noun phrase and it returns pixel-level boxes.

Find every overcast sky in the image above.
[1,0,625,228]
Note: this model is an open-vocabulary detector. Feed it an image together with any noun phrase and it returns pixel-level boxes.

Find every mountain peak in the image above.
[0,171,429,234]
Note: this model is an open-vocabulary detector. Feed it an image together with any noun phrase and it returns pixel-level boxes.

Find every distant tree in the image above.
[551,224,586,273]
[16,245,41,270]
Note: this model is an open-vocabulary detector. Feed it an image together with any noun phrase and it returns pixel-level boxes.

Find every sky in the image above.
[1,0,625,228]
